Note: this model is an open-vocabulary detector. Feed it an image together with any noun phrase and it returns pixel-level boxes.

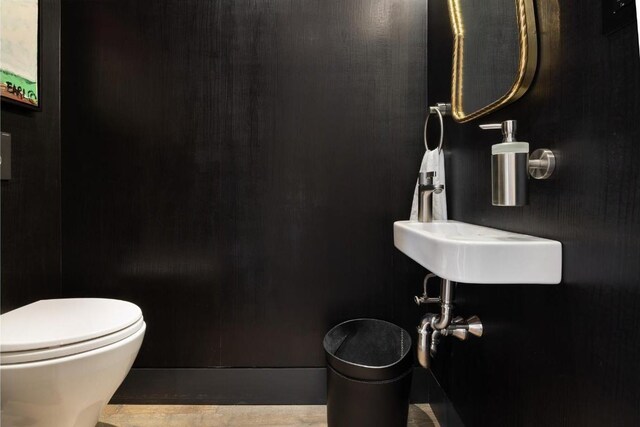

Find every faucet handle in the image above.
[419,171,436,186]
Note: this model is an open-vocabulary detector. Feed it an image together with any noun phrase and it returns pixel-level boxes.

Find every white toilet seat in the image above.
[0,298,144,365]
[1,317,145,364]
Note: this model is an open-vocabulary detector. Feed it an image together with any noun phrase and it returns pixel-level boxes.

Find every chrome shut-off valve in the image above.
[414,273,440,305]
[447,315,483,341]
[415,276,483,369]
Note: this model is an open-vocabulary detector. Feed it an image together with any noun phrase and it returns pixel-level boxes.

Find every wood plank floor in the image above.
[98,404,439,427]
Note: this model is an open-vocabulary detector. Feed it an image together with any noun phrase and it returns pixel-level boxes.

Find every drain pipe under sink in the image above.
[415,277,483,369]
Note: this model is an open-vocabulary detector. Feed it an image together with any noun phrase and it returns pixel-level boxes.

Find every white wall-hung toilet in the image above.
[0,298,146,427]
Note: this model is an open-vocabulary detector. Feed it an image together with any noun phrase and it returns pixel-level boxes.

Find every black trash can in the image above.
[323,318,413,427]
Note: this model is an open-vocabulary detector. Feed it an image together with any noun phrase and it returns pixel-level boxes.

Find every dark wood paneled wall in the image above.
[1,0,61,313]
[428,1,640,425]
[61,0,427,368]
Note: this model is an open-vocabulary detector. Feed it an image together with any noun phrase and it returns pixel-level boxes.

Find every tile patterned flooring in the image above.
[98,404,439,427]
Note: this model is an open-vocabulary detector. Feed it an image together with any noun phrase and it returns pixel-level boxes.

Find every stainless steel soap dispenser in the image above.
[480,120,529,206]
[480,120,556,207]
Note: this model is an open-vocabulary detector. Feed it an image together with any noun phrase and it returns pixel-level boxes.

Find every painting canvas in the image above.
[1,0,39,109]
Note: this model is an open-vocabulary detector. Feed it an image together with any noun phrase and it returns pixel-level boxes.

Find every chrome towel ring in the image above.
[423,103,451,153]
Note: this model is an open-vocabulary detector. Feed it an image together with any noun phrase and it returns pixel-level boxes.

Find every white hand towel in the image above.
[409,149,447,221]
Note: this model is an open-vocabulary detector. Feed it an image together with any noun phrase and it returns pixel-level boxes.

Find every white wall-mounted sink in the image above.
[393,220,562,284]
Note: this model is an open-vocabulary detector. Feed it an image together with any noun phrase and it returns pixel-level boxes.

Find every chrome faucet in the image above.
[418,171,444,222]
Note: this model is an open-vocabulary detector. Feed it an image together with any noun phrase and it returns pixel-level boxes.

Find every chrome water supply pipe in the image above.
[433,279,454,330]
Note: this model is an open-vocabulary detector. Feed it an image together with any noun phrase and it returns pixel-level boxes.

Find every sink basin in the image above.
[393,220,562,284]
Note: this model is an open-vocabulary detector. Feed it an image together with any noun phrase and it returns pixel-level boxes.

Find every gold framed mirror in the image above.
[448,0,538,122]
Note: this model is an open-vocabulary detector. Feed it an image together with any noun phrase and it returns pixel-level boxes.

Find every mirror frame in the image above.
[448,0,538,122]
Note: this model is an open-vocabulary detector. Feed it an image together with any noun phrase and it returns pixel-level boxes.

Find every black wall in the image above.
[1,0,61,313]
[428,1,640,426]
[61,0,426,369]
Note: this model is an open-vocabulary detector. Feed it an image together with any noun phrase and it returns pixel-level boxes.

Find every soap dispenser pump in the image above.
[480,120,556,207]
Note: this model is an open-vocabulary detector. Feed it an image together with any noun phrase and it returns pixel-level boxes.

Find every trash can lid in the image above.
[323,318,412,381]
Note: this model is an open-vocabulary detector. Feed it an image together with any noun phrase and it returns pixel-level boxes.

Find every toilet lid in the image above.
[0,298,143,352]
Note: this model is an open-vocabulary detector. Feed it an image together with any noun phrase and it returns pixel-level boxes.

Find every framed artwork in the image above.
[1,0,40,110]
